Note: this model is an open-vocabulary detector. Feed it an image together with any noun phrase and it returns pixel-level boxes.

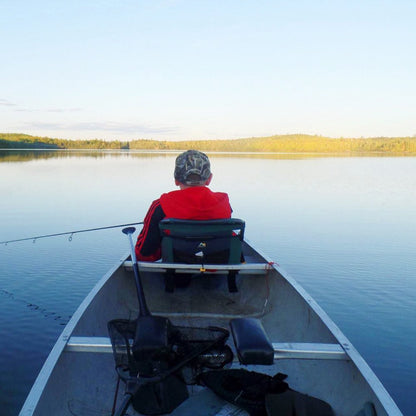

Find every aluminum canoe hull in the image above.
[19,241,402,416]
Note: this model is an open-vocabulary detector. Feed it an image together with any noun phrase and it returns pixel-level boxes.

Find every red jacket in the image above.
[135,187,231,261]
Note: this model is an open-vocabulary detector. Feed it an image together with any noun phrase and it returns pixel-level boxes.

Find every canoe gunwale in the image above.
[18,254,128,416]
[252,242,403,415]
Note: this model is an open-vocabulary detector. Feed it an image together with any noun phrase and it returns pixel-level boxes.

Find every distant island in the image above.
[1,132,416,153]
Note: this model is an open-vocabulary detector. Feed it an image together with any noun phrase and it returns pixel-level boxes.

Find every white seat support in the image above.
[272,342,348,360]
[65,336,113,353]
[65,337,348,361]
[123,260,270,274]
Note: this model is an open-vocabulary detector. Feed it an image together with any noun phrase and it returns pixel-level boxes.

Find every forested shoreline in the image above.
[1,132,416,153]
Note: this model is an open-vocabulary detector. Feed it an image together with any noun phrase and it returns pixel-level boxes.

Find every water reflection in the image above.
[0,149,169,163]
[2,149,414,164]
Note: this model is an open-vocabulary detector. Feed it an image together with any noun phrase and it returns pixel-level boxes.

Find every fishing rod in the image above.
[0,222,144,245]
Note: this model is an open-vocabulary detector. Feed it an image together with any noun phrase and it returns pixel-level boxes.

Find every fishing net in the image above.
[107,318,232,415]
[107,319,138,375]
[107,318,231,377]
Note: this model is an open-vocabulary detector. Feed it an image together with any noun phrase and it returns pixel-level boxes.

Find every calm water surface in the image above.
[0,150,415,415]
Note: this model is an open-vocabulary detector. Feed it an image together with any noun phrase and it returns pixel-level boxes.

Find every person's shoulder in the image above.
[201,186,228,194]
[208,188,230,198]
[203,188,231,205]
[149,197,162,207]
[160,189,180,200]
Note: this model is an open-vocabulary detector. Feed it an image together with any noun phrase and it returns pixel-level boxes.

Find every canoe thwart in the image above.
[64,336,348,361]
[123,260,271,274]
[64,336,113,353]
[272,342,348,360]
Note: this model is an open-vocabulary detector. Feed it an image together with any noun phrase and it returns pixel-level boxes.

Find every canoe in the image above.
[19,239,402,416]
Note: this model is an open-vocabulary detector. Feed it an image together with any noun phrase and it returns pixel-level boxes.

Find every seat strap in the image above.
[227,271,238,293]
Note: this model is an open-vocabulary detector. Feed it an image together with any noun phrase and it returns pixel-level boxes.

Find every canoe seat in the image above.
[230,317,274,365]
[159,218,245,293]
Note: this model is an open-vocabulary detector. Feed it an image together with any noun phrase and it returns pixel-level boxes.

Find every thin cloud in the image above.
[45,108,83,113]
[15,107,83,113]
[0,99,17,107]
[1,100,82,113]
[25,120,179,135]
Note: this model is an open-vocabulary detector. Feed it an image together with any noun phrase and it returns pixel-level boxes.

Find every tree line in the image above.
[1,132,416,153]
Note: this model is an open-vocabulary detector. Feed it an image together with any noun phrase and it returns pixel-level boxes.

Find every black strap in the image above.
[227,270,238,293]
[199,369,335,416]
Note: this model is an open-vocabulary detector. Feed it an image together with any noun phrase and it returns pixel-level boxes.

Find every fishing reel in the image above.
[177,343,234,385]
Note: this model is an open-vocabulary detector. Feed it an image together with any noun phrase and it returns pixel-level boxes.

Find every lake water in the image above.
[0,150,415,415]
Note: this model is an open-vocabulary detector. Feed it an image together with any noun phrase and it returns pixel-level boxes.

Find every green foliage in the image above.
[1,132,416,153]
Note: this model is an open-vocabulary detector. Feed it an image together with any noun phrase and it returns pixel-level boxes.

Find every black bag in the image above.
[265,390,335,416]
[131,373,189,415]
[199,369,334,416]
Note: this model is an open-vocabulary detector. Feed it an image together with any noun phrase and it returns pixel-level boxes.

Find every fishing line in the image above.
[0,222,143,245]
[0,288,71,325]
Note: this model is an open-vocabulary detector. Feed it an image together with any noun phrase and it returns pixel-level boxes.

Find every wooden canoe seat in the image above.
[159,218,245,293]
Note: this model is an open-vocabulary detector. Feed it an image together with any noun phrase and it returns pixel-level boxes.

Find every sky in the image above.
[1,0,415,141]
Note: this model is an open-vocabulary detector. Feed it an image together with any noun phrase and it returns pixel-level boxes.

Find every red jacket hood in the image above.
[160,187,231,219]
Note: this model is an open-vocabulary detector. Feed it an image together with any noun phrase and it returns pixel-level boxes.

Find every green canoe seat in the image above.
[159,218,245,293]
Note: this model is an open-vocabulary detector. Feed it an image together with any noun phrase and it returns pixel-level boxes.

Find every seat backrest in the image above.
[159,218,245,264]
